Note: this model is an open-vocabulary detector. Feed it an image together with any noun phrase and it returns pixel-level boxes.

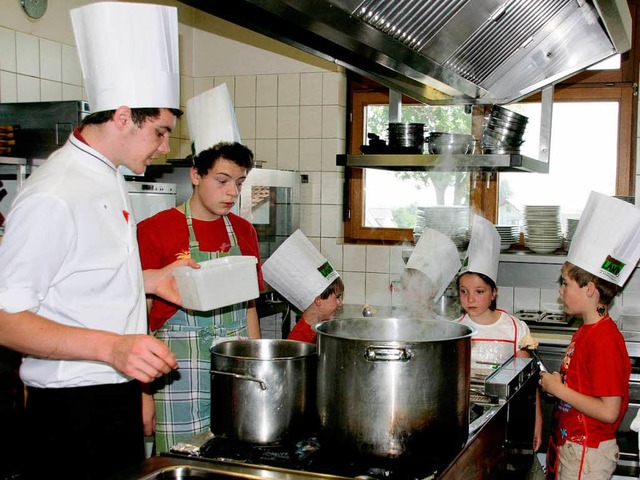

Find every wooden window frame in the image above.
[344,3,638,245]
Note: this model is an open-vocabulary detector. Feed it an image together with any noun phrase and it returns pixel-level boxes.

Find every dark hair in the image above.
[193,142,255,176]
[81,107,183,127]
[563,262,619,306]
[456,271,498,311]
[319,277,344,300]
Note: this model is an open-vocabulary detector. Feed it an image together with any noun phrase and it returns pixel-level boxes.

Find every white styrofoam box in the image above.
[172,256,259,311]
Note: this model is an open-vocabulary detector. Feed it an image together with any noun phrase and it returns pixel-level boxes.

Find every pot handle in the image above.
[210,370,267,390]
[364,347,412,362]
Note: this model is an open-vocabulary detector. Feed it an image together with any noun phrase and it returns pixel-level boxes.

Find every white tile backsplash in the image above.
[300,105,322,138]
[366,245,391,274]
[321,237,343,272]
[62,83,82,101]
[0,71,17,102]
[300,171,321,204]
[322,72,346,106]
[299,138,322,171]
[299,204,321,237]
[321,138,344,172]
[193,77,214,96]
[61,44,82,86]
[514,287,541,311]
[301,72,323,105]
[16,32,39,77]
[321,171,342,205]
[343,272,366,305]
[39,39,61,82]
[320,204,341,238]
[278,73,300,106]
[277,106,299,138]
[366,273,391,307]
[389,246,406,275]
[235,107,256,140]
[496,286,514,313]
[254,138,277,168]
[256,106,277,139]
[540,288,562,311]
[277,139,299,171]
[322,105,346,139]
[235,76,257,107]
[257,74,278,106]
[343,244,366,272]
[0,27,17,72]
[40,79,62,101]
[17,74,40,102]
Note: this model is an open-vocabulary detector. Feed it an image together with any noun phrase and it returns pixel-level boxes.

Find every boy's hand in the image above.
[539,371,562,398]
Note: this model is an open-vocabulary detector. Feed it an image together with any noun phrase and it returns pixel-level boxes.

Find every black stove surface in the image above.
[199,436,440,479]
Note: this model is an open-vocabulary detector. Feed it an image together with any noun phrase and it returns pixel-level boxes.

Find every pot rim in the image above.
[313,317,475,342]
[210,338,317,360]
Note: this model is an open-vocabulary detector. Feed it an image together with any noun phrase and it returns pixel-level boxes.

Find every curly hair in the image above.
[193,142,254,176]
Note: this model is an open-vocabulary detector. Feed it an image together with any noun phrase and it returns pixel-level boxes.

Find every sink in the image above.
[139,466,231,479]
[114,456,355,480]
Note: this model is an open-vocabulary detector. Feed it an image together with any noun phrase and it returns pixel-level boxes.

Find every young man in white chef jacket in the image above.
[0,3,196,478]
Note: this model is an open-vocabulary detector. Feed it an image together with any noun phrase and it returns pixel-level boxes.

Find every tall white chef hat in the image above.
[460,214,501,283]
[186,84,242,157]
[406,227,462,300]
[262,229,340,311]
[567,191,640,287]
[70,2,180,113]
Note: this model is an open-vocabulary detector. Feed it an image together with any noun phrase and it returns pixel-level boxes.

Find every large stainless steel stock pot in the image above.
[314,318,474,462]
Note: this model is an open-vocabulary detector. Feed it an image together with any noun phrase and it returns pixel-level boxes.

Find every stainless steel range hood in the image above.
[179,0,631,105]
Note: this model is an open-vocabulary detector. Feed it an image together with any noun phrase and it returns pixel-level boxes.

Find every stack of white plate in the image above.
[496,225,519,251]
[565,218,579,250]
[523,205,563,254]
[413,206,470,250]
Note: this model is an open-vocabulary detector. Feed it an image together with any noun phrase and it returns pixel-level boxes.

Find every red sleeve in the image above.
[287,318,317,343]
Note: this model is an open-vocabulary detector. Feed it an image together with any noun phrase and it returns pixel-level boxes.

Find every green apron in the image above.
[153,199,248,452]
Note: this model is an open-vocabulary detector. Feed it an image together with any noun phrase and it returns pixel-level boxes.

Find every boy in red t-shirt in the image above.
[540,262,630,479]
[538,191,640,480]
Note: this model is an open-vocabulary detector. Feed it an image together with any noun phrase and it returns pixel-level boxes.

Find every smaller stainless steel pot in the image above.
[210,339,317,445]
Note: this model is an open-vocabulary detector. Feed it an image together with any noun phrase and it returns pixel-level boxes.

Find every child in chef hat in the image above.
[455,215,543,455]
[539,192,640,480]
[262,229,344,343]
[400,227,461,320]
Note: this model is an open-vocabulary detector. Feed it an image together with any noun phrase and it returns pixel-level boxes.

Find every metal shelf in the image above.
[337,153,549,173]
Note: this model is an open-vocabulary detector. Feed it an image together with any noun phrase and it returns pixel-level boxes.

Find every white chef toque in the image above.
[262,230,340,311]
[460,214,501,283]
[70,2,180,113]
[187,84,241,156]
[406,227,462,300]
[567,191,640,287]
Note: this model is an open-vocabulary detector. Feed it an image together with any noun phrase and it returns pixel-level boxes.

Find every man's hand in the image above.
[109,334,177,383]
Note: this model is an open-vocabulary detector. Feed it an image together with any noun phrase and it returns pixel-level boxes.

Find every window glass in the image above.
[498,102,618,231]
[588,54,620,70]
[363,105,472,236]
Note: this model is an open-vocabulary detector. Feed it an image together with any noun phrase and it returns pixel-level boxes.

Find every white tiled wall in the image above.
[3,2,639,322]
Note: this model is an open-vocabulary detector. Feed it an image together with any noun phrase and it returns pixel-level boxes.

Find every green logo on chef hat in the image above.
[318,261,335,278]
[601,255,625,278]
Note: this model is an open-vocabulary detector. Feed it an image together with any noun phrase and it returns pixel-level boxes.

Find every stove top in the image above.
[196,435,441,480]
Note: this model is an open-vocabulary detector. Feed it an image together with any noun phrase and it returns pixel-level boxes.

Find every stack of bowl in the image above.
[482,106,528,154]
[425,132,475,155]
[496,225,519,251]
[388,123,425,152]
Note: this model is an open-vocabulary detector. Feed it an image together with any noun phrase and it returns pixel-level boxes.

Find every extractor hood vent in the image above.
[180,0,631,105]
